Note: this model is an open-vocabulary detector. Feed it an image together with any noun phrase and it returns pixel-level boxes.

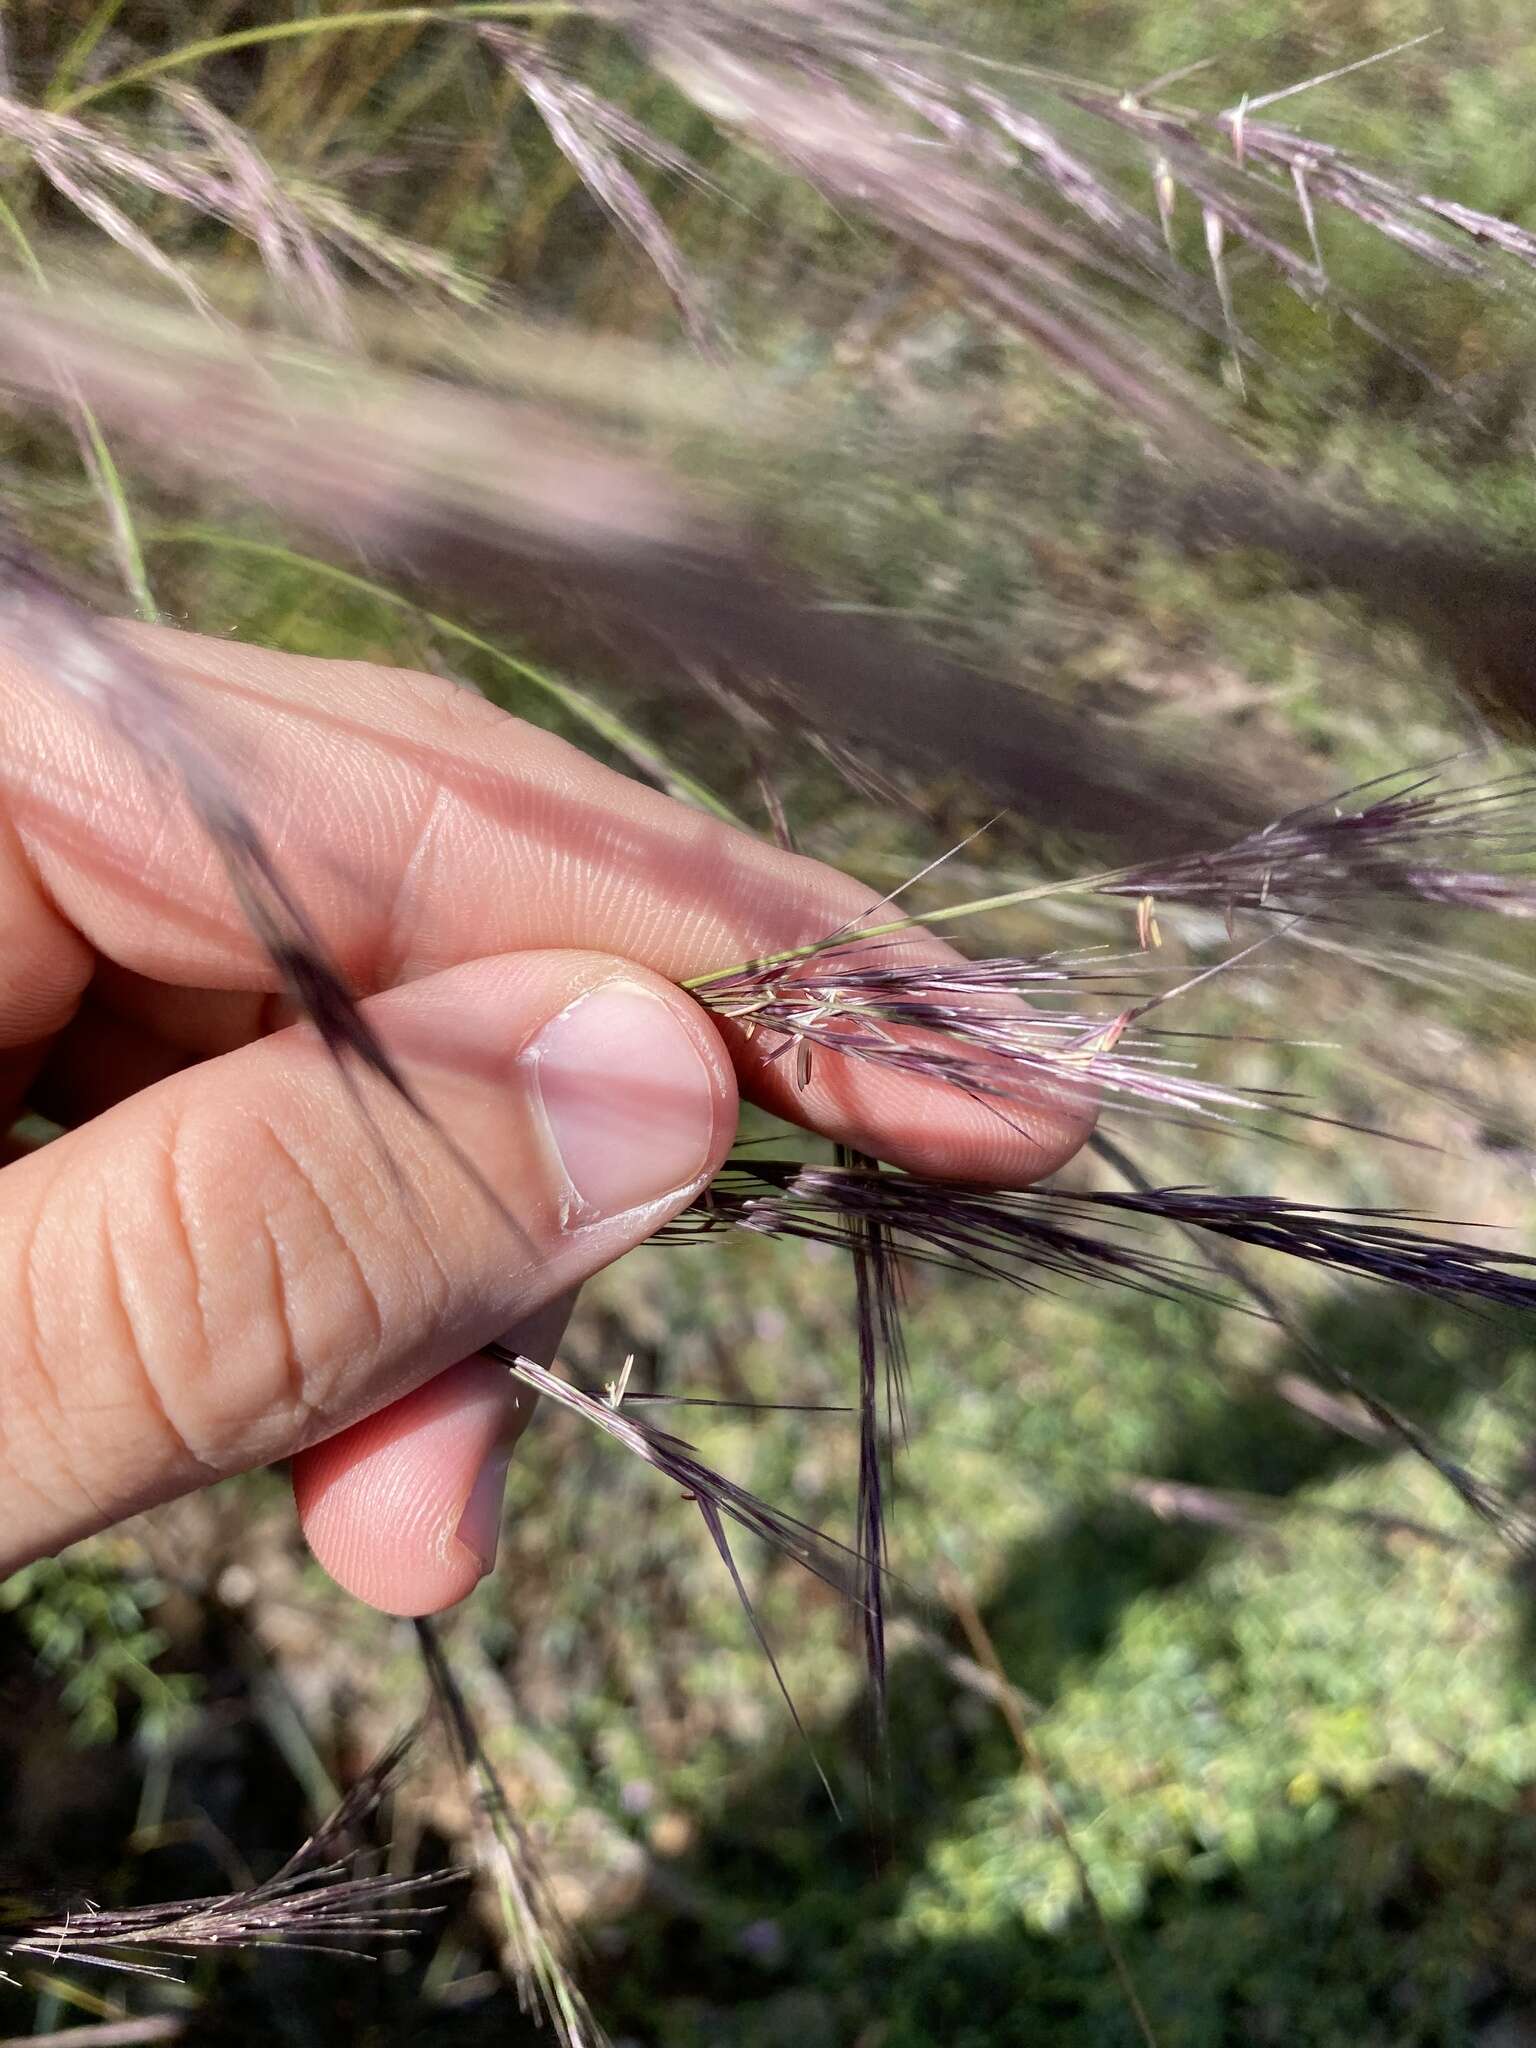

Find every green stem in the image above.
[45,0,130,107]
[149,526,742,825]
[682,873,1125,990]
[57,4,577,115]
[0,196,160,623]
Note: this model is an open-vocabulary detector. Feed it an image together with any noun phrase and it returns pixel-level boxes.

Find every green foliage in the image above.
[1,1552,200,1748]
[574,1262,1536,2045]
[6,2,1536,2042]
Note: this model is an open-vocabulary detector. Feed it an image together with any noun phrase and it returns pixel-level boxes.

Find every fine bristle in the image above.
[8,14,1536,2032]
[668,1157,1536,1544]
[487,1346,843,1804]
[677,1158,1536,1320]
[840,1145,909,1742]
[0,1732,453,1979]
[1113,768,1536,920]
[414,1619,604,2048]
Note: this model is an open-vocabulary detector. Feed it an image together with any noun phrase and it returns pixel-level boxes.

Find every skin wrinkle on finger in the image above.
[12,1162,189,1538]
[0,952,734,1569]
[375,771,446,982]
[0,622,1092,1180]
[248,1121,384,1456]
[4,1166,111,1535]
[99,1165,221,1488]
[142,1061,496,1470]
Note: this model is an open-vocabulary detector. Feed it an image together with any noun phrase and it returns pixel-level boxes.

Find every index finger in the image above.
[0,621,1092,1182]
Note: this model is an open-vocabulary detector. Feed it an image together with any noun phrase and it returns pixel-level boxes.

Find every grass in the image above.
[6,1,1536,2041]
[150,525,744,821]
[52,8,582,116]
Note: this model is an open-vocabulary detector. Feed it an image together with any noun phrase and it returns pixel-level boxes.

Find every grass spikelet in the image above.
[0,84,479,335]
[0,95,219,321]
[0,1732,451,1981]
[1091,1187,1536,1316]
[777,1160,1536,1514]
[1052,35,1536,362]
[689,931,1295,1133]
[671,1157,1536,1537]
[478,26,719,354]
[414,1618,604,2048]
[667,1158,1212,1303]
[160,83,353,343]
[841,1145,907,1741]
[486,1344,860,1601]
[487,1343,847,1799]
[1112,768,1536,922]
[679,1158,1536,1327]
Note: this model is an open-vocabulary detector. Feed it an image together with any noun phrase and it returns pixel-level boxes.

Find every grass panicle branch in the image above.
[1113,768,1536,921]
[8,11,1536,2032]
[0,1733,452,1983]
[671,1158,1534,1537]
[486,1344,861,1599]
[675,1159,1536,1322]
[841,1143,908,1739]
[682,765,1536,1137]
[0,285,1280,855]
[690,931,1307,1133]
[486,1344,847,1799]
[0,90,478,331]
[477,25,719,354]
[15,6,1536,737]
[414,1619,604,2048]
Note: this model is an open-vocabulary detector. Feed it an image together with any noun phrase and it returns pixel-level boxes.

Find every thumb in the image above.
[290,1290,575,1619]
[0,952,734,1570]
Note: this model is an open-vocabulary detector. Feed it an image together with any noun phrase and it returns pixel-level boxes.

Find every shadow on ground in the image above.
[5,1288,1536,2045]
[591,1287,1536,2047]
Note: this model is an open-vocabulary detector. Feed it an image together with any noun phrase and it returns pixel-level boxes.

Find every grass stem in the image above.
[57,5,580,116]
[0,197,159,623]
[150,526,741,822]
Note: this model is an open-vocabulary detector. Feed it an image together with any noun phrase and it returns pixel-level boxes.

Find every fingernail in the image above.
[454,1440,514,1577]
[527,981,715,1220]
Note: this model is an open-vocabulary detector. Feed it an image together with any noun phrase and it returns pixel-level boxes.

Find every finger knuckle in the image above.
[2,1096,436,1504]
[164,1100,416,1455]
[0,1146,214,1541]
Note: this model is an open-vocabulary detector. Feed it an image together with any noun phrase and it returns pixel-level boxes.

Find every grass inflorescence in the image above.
[0,1734,454,1986]
[6,4,1536,2042]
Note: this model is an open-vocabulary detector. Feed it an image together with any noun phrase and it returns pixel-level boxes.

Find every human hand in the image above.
[0,622,1089,1614]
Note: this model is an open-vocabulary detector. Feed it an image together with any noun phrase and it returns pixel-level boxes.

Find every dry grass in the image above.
[4,5,1536,2043]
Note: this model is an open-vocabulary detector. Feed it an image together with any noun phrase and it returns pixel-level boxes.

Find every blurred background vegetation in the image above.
[6,2,1536,2042]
